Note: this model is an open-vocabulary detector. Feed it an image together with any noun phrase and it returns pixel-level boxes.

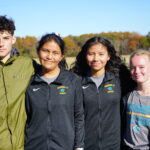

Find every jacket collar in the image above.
[0,48,19,65]
[82,72,116,85]
[33,67,68,85]
[10,48,19,57]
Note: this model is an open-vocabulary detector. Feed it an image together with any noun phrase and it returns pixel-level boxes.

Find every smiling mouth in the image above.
[91,63,100,66]
[134,76,142,79]
[44,60,54,63]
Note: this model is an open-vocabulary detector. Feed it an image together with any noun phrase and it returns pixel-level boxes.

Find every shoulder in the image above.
[62,69,81,79]
[60,69,82,85]
[16,56,39,68]
[122,91,135,105]
[15,56,33,63]
[14,56,36,73]
[123,91,132,100]
[105,72,120,82]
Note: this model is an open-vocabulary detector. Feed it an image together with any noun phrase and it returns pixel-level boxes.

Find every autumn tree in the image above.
[14,36,38,57]
[63,36,78,56]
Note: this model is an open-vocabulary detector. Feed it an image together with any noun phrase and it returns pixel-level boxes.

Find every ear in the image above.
[12,36,16,44]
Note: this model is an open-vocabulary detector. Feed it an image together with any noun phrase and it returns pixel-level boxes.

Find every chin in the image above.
[135,79,143,84]
[42,66,52,71]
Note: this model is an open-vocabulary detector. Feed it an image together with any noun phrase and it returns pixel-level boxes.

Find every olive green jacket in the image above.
[0,55,35,150]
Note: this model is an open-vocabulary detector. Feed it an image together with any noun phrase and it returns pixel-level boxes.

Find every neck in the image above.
[0,54,11,63]
[91,69,105,77]
[42,67,60,78]
[137,80,150,96]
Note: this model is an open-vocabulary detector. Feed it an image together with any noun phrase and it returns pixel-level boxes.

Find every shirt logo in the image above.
[57,86,68,94]
[82,85,89,89]
[104,84,115,93]
[13,74,25,79]
[33,88,40,92]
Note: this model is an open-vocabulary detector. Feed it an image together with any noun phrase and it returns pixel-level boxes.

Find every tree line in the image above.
[14,32,150,57]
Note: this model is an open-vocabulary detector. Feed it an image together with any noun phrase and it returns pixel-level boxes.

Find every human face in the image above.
[38,40,64,74]
[130,55,150,84]
[86,43,110,76]
[0,31,16,63]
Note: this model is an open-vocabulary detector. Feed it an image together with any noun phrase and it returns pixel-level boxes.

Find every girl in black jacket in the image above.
[71,36,134,150]
[25,33,84,150]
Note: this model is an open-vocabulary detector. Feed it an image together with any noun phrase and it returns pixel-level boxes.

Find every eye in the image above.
[53,51,60,55]
[87,52,94,56]
[41,48,48,52]
[4,36,10,40]
[99,53,104,56]
[139,66,144,69]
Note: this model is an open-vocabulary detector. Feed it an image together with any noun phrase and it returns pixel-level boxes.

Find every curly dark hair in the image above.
[71,36,123,76]
[37,33,68,69]
[0,15,16,35]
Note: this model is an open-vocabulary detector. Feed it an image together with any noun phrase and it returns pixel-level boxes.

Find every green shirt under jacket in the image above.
[0,55,35,150]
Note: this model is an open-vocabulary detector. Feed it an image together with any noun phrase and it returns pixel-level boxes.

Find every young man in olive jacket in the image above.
[0,15,35,150]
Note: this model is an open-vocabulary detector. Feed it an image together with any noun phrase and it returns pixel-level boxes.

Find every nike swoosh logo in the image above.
[82,85,89,89]
[33,88,40,92]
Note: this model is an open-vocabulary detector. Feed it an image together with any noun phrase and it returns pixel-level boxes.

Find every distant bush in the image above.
[14,32,150,57]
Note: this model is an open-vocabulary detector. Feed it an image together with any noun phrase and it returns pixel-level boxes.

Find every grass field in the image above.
[121,55,130,66]
[66,57,76,68]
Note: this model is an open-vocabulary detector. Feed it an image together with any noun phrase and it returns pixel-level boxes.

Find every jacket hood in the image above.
[11,48,19,56]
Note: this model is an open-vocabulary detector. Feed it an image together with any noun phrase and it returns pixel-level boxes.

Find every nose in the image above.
[93,54,99,61]
[46,52,53,59]
[134,68,140,74]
